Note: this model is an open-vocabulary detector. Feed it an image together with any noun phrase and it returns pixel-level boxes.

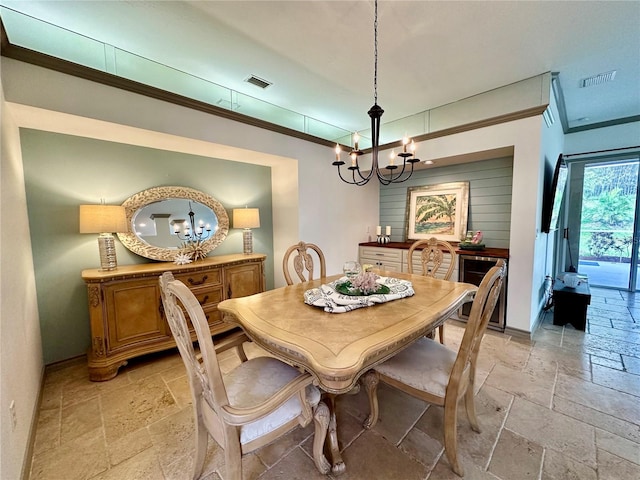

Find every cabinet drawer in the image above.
[190,285,224,309]
[202,305,223,328]
[174,268,221,288]
[359,247,403,263]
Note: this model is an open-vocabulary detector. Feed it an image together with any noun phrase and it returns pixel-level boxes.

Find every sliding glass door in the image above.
[575,158,640,290]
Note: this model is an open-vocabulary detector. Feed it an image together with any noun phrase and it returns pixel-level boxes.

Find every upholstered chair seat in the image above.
[374,337,463,397]
[221,356,322,444]
[363,260,506,477]
[159,272,330,480]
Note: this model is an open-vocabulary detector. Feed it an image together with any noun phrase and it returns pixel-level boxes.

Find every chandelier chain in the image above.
[373,0,378,105]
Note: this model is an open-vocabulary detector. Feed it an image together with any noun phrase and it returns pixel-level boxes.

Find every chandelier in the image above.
[333,0,420,186]
[173,202,212,243]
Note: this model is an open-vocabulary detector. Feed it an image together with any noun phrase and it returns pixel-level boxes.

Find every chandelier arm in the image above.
[335,164,370,186]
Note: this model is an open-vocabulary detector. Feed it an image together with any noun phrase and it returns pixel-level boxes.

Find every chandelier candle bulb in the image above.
[335,144,340,161]
[354,132,359,150]
[389,151,396,166]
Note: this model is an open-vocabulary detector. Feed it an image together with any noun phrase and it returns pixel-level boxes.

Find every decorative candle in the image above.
[386,226,391,235]
[376,226,382,236]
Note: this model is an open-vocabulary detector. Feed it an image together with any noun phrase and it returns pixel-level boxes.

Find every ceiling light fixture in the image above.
[332,0,420,186]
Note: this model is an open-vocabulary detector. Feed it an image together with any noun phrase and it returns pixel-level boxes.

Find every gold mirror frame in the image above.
[118,186,229,261]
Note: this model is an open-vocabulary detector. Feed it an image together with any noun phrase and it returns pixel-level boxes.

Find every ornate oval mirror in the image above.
[118,186,229,261]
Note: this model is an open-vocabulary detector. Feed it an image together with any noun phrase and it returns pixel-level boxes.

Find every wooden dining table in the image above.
[218,271,477,474]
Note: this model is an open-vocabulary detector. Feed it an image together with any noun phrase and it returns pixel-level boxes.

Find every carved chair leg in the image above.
[192,406,208,479]
[224,428,243,480]
[464,385,480,433]
[311,401,331,474]
[439,325,445,345]
[236,344,248,363]
[362,370,380,429]
[443,397,464,477]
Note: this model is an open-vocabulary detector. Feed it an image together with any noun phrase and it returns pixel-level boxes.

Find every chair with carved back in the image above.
[159,272,330,480]
[362,260,506,477]
[282,241,327,285]
[407,237,457,344]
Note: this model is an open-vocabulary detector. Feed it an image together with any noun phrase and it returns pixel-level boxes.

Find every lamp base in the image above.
[242,229,253,255]
[97,233,118,271]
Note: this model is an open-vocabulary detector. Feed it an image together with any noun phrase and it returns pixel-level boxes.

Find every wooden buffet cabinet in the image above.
[82,253,266,381]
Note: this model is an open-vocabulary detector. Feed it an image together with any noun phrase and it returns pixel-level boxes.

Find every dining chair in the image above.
[282,241,327,285]
[407,237,457,344]
[362,260,506,477]
[159,272,331,480]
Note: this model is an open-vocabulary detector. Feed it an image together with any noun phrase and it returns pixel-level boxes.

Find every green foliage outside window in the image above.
[579,163,637,261]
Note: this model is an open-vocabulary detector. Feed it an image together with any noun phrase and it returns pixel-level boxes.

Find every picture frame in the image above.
[405,182,470,242]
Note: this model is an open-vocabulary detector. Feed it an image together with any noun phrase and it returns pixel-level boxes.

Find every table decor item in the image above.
[459,230,485,250]
[343,261,362,280]
[336,271,391,296]
[304,276,414,313]
[458,242,485,250]
[174,252,193,265]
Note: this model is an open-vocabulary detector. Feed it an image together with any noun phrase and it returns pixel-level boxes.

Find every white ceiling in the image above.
[2,0,639,134]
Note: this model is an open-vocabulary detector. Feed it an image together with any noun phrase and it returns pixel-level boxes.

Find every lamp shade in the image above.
[233,208,260,229]
[79,205,128,234]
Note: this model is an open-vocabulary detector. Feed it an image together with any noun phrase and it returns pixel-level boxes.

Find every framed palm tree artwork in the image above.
[405,182,470,242]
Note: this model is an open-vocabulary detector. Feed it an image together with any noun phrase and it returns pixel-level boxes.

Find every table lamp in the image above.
[233,207,260,254]
[80,204,128,271]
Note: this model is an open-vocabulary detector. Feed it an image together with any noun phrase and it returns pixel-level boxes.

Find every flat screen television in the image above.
[541,154,568,233]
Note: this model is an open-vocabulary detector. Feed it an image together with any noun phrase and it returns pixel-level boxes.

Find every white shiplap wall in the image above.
[380,157,513,248]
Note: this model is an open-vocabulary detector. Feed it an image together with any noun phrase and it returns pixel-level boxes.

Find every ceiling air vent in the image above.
[245,75,272,89]
[579,70,616,88]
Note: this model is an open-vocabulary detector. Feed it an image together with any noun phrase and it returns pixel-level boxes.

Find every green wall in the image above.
[380,157,513,248]
[20,129,273,364]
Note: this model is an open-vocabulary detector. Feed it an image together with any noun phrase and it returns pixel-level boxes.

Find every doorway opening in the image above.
[570,157,640,290]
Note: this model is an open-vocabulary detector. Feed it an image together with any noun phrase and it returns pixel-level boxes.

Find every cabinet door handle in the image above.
[227,286,232,298]
[187,275,208,286]
[198,295,209,305]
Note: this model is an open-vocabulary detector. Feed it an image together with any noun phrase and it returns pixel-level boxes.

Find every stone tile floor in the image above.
[29,286,640,479]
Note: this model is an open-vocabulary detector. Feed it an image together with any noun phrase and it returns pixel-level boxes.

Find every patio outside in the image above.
[577,161,638,290]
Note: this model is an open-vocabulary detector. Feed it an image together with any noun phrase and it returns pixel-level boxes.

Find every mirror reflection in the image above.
[118,186,229,262]
[133,199,219,249]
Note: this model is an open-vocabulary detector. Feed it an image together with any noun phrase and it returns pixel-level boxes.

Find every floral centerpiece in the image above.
[351,271,381,294]
[335,271,390,296]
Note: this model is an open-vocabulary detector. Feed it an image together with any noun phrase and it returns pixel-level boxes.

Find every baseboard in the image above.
[20,364,46,480]
[503,325,533,341]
